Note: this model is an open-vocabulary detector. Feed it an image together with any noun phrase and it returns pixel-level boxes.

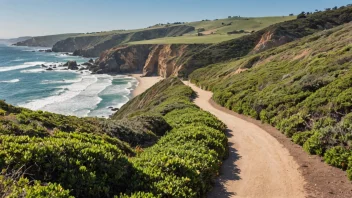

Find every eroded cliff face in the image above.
[143,44,198,77]
[89,45,153,74]
[252,31,292,53]
[93,44,209,77]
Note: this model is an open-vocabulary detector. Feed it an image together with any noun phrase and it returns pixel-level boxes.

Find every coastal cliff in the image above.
[52,25,195,57]
[13,33,81,47]
[91,44,209,77]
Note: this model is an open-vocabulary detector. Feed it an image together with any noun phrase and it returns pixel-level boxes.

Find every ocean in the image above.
[0,44,137,118]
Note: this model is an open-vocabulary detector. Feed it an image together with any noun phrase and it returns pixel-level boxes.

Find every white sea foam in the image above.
[20,68,46,73]
[12,58,25,62]
[0,79,20,83]
[100,82,131,96]
[20,75,99,111]
[18,71,135,117]
[42,75,113,116]
[20,74,118,118]
[56,54,69,57]
[41,78,83,84]
[0,62,46,72]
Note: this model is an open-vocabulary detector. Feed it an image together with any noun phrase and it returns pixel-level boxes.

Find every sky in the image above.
[0,0,351,38]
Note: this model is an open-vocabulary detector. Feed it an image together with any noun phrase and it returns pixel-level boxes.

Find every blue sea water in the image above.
[0,44,137,117]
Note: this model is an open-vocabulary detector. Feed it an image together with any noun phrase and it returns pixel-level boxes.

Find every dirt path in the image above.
[184,81,306,198]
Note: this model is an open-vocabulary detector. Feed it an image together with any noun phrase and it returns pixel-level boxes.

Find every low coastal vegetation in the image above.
[177,6,352,77]
[190,23,352,179]
[128,16,295,45]
[0,78,227,197]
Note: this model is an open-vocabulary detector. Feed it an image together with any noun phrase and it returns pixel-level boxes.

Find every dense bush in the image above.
[190,23,352,179]
[1,78,228,197]
[114,78,227,197]
[0,132,133,197]
[129,124,227,197]
[0,177,72,198]
[0,100,164,147]
[164,107,226,132]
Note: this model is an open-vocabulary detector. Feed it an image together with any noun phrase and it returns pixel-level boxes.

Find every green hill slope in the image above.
[190,23,352,179]
[13,33,81,47]
[98,6,352,78]
[129,16,295,44]
[187,16,296,33]
[177,6,352,77]
[0,78,227,197]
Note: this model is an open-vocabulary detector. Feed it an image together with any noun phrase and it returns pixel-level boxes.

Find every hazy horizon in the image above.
[0,0,350,39]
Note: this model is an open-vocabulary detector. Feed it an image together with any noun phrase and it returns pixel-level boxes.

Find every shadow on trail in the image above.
[188,85,242,197]
[207,128,241,198]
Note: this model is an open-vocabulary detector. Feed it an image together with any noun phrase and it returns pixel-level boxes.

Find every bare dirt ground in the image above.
[184,81,352,198]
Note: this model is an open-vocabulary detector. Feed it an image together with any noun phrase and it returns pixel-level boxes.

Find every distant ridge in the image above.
[0,36,32,44]
[13,33,81,47]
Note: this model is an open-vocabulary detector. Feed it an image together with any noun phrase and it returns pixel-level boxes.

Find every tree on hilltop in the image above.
[297,12,307,19]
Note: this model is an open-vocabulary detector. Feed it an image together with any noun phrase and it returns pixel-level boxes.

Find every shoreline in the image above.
[131,74,162,97]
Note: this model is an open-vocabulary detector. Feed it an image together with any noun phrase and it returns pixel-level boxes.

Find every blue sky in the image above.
[0,0,350,38]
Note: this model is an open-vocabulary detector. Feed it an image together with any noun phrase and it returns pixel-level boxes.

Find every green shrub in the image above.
[347,156,352,180]
[277,114,307,137]
[119,192,158,198]
[324,146,350,170]
[0,109,6,116]
[313,117,338,129]
[0,133,132,197]
[303,131,324,155]
[0,177,72,198]
[292,131,314,145]
[164,107,226,131]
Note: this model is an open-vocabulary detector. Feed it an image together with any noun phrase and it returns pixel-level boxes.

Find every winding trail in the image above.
[184,81,306,198]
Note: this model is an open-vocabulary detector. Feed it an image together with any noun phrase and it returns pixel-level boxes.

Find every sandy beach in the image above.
[131,74,162,97]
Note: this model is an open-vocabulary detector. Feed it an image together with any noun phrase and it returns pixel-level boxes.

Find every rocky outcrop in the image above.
[93,44,209,77]
[90,45,153,74]
[52,25,195,57]
[64,61,78,70]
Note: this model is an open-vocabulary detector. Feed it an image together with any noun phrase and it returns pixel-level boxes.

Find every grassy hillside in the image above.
[128,16,295,44]
[128,33,245,44]
[190,23,352,179]
[187,16,296,34]
[176,6,352,77]
[14,33,81,47]
[0,78,228,197]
